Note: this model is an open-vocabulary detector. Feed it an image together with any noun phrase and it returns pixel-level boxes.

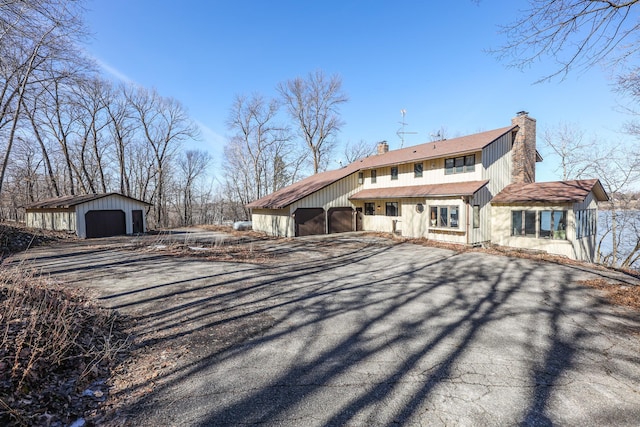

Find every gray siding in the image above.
[482,132,513,197]
[469,186,492,244]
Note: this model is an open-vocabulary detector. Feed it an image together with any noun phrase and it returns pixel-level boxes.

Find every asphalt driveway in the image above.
[9,232,640,426]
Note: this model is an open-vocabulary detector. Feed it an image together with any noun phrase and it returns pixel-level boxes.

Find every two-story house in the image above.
[247,113,608,262]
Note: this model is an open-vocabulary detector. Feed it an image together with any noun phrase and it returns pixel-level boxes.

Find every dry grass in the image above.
[577,278,640,310]
[0,267,130,426]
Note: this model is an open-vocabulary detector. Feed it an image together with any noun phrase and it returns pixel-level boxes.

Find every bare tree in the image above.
[73,76,111,194]
[342,139,376,164]
[278,70,348,173]
[104,83,137,196]
[224,93,298,217]
[495,0,640,81]
[177,149,211,226]
[584,144,640,267]
[127,87,199,227]
[542,123,594,180]
[0,0,87,194]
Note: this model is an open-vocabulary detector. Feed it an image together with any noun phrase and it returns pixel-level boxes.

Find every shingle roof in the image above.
[349,180,489,200]
[247,125,516,209]
[491,179,609,204]
[24,193,151,209]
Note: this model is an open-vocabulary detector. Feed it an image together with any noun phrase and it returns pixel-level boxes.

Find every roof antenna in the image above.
[397,109,417,148]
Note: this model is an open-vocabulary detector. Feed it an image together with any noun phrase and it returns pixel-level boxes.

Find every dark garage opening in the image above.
[85,210,126,238]
[328,207,354,234]
[294,208,325,237]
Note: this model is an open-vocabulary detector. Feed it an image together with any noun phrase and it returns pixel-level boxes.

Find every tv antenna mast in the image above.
[397,109,417,148]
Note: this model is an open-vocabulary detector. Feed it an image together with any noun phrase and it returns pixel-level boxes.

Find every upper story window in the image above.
[445,154,475,175]
[358,172,364,184]
[371,169,377,183]
[390,166,398,180]
[414,162,423,178]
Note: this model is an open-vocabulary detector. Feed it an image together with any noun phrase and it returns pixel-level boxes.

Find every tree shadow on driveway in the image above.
[13,237,640,426]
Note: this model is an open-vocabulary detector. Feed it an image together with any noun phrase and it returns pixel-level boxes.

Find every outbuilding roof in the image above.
[349,180,489,200]
[24,193,151,209]
[247,125,517,209]
[491,179,609,204]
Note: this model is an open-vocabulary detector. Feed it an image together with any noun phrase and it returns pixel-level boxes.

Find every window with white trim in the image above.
[429,205,460,229]
[512,210,567,240]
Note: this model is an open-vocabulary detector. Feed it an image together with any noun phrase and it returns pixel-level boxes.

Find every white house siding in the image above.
[256,173,361,237]
[291,172,360,210]
[252,208,292,237]
[362,210,399,233]
[75,195,148,238]
[26,210,75,232]
[423,197,468,244]
[490,202,599,261]
[401,199,427,238]
[362,153,484,189]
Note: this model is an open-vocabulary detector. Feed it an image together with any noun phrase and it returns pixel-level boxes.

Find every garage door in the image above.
[85,210,126,238]
[294,208,325,237]
[328,207,354,234]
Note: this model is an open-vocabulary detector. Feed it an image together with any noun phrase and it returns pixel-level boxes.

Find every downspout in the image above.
[465,196,470,246]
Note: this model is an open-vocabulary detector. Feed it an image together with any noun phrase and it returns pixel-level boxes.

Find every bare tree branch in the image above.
[493,0,640,81]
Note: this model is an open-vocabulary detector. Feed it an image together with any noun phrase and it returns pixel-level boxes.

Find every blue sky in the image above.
[84,0,632,183]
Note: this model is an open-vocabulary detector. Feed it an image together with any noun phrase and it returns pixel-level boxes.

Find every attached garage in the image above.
[25,193,151,238]
[294,208,325,237]
[328,207,354,234]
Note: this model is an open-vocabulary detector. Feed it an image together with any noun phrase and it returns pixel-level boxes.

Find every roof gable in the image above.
[248,125,516,209]
[353,125,516,170]
[491,179,609,204]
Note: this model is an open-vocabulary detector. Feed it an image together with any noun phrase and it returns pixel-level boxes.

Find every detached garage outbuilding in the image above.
[24,193,151,238]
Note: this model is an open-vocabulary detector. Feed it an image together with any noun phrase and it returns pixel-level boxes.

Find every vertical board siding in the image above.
[470,187,492,244]
[291,173,360,210]
[252,208,292,237]
[76,195,148,238]
[26,209,76,233]
[482,133,512,196]
[362,153,483,190]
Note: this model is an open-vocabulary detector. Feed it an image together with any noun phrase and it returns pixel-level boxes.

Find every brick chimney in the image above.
[377,141,389,155]
[511,111,536,184]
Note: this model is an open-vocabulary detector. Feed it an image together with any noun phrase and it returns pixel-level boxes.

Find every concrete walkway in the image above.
[10,235,640,426]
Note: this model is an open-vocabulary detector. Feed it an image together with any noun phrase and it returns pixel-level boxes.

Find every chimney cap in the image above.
[516,110,529,116]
